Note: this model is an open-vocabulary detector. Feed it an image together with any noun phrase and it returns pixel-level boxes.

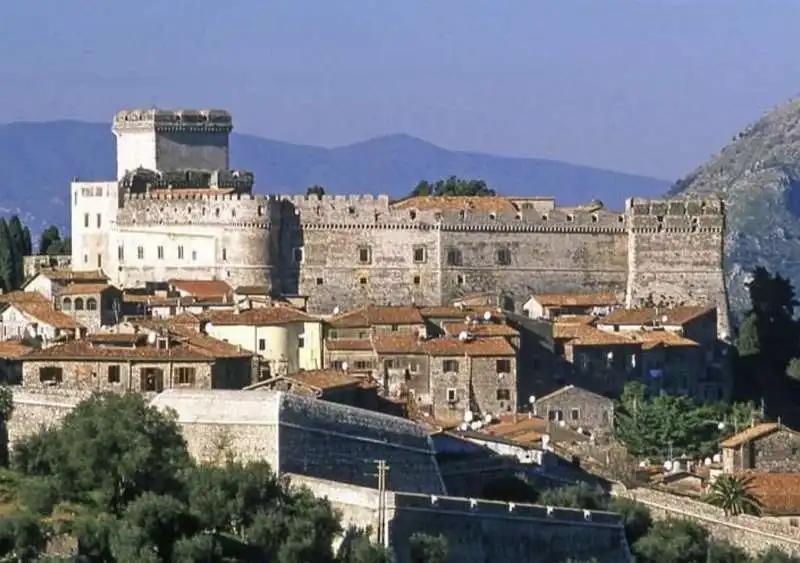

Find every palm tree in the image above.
[706,474,762,517]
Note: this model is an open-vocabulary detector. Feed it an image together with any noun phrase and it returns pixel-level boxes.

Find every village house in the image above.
[0,291,85,344]
[532,385,615,431]
[244,368,378,409]
[523,292,621,321]
[735,472,800,525]
[22,269,108,301]
[720,423,800,474]
[58,283,124,331]
[0,341,34,384]
[21,325,253,393]
[202,306,324,379]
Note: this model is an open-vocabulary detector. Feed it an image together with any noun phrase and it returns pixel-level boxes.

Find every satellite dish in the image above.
[464,410,474,423]
[147,332,157,344]
[529,395,536,404]
[332,306,340,315]
[483,311,492,321]
[205,322,214,331]
[484,413,493,423]
[458,423,469,432]
[663,460,673,471]
[712,453,721,463]
[341,361,348,371]
[704,457,712,466]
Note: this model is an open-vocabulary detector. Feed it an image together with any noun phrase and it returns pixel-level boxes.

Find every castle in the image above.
[70,108,730,336]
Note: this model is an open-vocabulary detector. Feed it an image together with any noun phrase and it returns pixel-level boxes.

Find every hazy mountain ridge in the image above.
[669,98,800,316]
[0,121,669,232]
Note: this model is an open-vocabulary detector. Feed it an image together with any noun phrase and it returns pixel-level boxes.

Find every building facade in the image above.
[70,108,730,340]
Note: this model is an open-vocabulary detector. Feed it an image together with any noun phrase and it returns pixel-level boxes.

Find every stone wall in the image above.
[612,486,800,556]
[8,389,90,446]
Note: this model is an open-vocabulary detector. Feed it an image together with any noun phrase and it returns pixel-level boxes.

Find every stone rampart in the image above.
[8,389,89,446]
[613,486,800,556]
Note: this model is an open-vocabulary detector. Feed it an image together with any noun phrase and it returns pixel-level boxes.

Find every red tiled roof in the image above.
[442,320,518,338]
[59,283,117,296]
[9,302,83,330]
[531,292,620,308]
[373,332,426,355]
[0,341,34,359]
[202,306,318,326]
[599,306,715,327]
[720,423,783,448]
[0,291,50,304]
[422,335,515,357]
[325,339,373,351]
[737,472,800,515]
[328,306,424,328]
[168,279,232,298]
[282,370,361,390]
[36,270,108,284]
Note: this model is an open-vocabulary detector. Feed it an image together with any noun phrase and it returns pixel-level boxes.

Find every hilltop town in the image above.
[0,108,798,562]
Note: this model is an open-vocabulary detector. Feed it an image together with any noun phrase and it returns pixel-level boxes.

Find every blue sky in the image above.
[1,0,799,179]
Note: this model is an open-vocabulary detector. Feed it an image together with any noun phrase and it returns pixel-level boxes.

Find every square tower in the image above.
[112,109,233,179]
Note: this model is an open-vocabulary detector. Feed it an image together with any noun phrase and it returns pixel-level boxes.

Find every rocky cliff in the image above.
[669,98,800,317]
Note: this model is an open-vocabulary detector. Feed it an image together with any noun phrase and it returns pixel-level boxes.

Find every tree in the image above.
[608,498,653,546]
[38,226,60,256]
[705,474,762,517]
[0,385,13,468]
[0,219,15,292]
[336,527,394,563]
[306,185,326,197]
[632,518,710,563]
[746,267,800,372]
[21,227,32,258]
[756,547,800,563]
[787,358,800,381]
[736,313,761,357]
[7,216,26,289]
[410,176,495,198]
[47,237,71,256]
[537,482,607,510]
[409,532,448,563]
[708,539,751,563]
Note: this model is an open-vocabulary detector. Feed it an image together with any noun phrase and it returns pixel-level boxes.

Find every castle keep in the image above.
[71,109,730,336]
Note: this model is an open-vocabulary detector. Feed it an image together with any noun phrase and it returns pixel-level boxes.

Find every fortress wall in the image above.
[119,193,279,225]
[8,390,90,446]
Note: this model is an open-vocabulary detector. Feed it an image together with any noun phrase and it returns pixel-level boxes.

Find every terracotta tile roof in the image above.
[491,414,590,444]
[10,302,84,330]
[373,332,426,355]
[58,283,116,296]
[599,305,715,327]
[535,385,611,404]
[720,423,783,448]
[123,292,193,307]
[441,320,518,338]
[202,306,318,326]
[171,312,202,324]
[564,326,635,347]
[737,472,800,515]
[87,332,147,345]
[630,330,699,350]
[392,196,517,213]
[328,306,424,328]
[555,315,597,325]
[37,270,108,284]
[422,335,515,357]
[168,279,232,298]
[531,292,620,308]
[0,341,34,359]
[0,291,50,304]
[418,306,472,319]
[325,339,373,351]
[282,370,361,390]
[234,285,271,296]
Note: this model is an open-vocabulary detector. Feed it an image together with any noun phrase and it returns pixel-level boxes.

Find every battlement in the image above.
[113,109,233,133]
[122,168,254,192]
[391,493,623,527]
[625,197,724,233]
[124,192,274,203]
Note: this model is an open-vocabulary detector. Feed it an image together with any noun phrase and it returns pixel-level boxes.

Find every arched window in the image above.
[86,298,98,311]
[74,298,84,311]
[62,297,72,311]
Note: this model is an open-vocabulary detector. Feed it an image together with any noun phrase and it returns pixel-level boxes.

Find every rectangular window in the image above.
[359,277,367,285]
[443,359,459,373]
[39,367,63,384]
[571,408,580,421]
[496,389,511,401]
[385,359,397,369]
[83,254,88,264]
[97,254,102,268]
[446,388,457,402]
[413,275,421,285]
[293,247,304,263]
[315,277,324,286]
[117,246,124,261]
[175,367,196,386]
[192,250,197,261]
[446,249,461,266]
[222,248,227,261]
[298,334,305,348]
[74,192,78,206]
[413,246,426,263]
[177,246,184,260]
[107,365,121,383]
[408,360,420,373]
[84,213,89,228]
[354,360,373,370]
[137,246,144,260]
[96,214,102,228]
[258,338,266,351]
[496,359,511,373]
[331,360,345,370]
[496,248,511,265]
[157,246,164,260]
[358,246,371,264]
[548,409,564,422]
[457,274,465,285]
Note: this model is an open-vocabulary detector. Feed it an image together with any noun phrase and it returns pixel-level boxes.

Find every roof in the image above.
[325,339,374,351]
[418,306,471,319]
[0,291,51,305]
[373,332,426,355]
[566,326,637,347]
[441,320,519,338]
[58,283,116,296]
[6,301,84,330]
[530,292,620,308]
[720,423,784,448]
[234,285,271,296]
[328,306,425,328]
[251,370,362,391]
[599,305,715,327]
[630,330,699,350]
[392,196,517,213]
[0,341,34,359]
[35,269,108,284]
[422,335,516,357]
[535,385,612,405]
[737,472,800,515]
[168,279,232,298]
[203,306,319,326]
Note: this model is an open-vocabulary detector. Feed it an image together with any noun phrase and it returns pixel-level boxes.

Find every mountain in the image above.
[0,121,668,232]
[668,98,800,316]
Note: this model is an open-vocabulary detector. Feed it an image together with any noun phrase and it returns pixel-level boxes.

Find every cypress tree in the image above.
[7,216,25,289]
[38,226,60,255]
[21,226,32,257]
[0,219,14,292]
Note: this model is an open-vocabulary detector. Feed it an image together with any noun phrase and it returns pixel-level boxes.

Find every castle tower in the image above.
[111,109,233,179]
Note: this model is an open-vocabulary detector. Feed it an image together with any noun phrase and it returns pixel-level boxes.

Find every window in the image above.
[83,254,88,264]
[137,246,144,260]
[97,254,102,268]
[354,360,373,370]
[293,247,304,263]
[39,367,63,384]
[74,192,78,206]
[407,360,420,373]
[496,389,511,401]
[457,274,465,285]
[96,214,102,228]
[496,359,511,373]
[443,359,459,373]
[359,277,367,285]
[390,324,399,332]
[231,208,236,218]
[258,338,266,351]
[548,409,564,422]
[118,246,124,261]
[496,248,511,265]
[298,334,305,348]
[358,246,371,264]
[315,277,324,286]
[571,408,580,421]
[192,250,197,261]
[62,298,72,311]
[86,298,98,311]
[157,246,164,260]
[74,298,84,311]
[385,359,397,369]
[107,365,121,384]
[177,246,184,260]
[413,275,421,285]
[84,213,89,228]
[222,248,227,261]
[331,360,345,370]
[175,367,196,386]
[413,246,426,263]
[446,249,462,266]
[446,388,457,402]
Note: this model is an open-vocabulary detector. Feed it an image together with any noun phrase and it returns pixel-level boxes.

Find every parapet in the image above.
[112,109,233,133]
[121,168,254,193]
[625,196,724,233]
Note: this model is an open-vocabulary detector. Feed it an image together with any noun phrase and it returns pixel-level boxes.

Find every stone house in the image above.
[0,291,85,344]
[58,283,123,331]
[532,385,614,431]
[720,423,800,474]
[21,327,253,393]
[0,341,34,384]
[523,292,621,321]
[203,306,324,378]
[245,369,377,409]
[22,269,108,301]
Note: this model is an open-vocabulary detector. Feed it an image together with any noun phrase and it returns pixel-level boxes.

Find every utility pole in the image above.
[373,460,390,548]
